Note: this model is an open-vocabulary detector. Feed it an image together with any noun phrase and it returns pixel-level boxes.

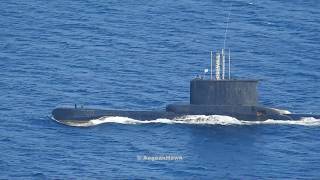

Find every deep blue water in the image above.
[1,0,320,179]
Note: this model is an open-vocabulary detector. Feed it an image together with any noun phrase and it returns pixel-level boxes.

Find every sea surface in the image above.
[1,0,320,179]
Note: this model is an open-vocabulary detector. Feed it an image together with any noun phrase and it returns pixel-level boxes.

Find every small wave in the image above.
[242,117,320,126]
[53,115,320,127]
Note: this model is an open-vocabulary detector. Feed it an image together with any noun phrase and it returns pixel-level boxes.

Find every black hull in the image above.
[52,107,177,121]
[51,107,318,123]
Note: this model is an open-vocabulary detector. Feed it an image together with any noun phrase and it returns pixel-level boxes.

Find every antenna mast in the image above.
[223,4,232,80]
[223,4,232,50]
[210,51,213,80]
[228,49,231,79]
[215,52,221,80]
[221,49,225,80]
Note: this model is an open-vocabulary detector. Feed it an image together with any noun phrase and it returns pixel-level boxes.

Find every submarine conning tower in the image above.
[190,79,258,106]
[166,49,263,117]
[190,49,259,106]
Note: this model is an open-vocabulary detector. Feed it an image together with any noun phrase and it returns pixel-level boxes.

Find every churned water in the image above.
[1,0,320,179]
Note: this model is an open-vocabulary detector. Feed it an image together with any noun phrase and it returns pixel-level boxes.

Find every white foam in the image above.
[242,117,320,126]
[269,108,291,114]
[173,115,242,125]
[53,115,320,127]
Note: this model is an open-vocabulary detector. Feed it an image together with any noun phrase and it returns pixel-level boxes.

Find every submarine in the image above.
[52,49,320,124]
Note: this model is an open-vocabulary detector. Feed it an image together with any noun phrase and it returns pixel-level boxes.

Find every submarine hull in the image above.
[51,105,318,124]
[52,107,178,121]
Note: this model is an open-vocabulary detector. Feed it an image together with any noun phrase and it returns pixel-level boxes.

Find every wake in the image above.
[53,115,320,127]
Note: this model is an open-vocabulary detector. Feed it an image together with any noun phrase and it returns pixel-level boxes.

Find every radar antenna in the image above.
[223,3,232,50]
[208,3,233,81]
[223,3,232,80]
